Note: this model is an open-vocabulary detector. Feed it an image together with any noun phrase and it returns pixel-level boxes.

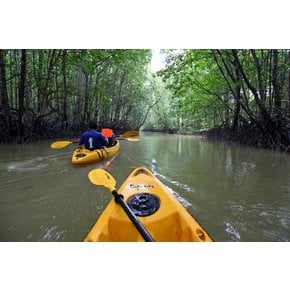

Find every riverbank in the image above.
[2,124,289,153]
[195,126,290,153]
[143,124,290,153]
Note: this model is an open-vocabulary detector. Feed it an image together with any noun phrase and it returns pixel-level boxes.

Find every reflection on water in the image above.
[0,134,289,241]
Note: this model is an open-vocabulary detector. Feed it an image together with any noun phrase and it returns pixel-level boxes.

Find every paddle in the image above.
[50,140,79,149]
[50,130,139,149]
[116,137,140,142]
[102,128,139,141]
[51,137,139,149]
[121,130,139,138]
[88,169,155,242]
[124,138,139,142]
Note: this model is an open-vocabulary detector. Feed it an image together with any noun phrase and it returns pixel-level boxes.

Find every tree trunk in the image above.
[288,50,290,117]
[62,49,68,130]
[82,69,90,124]
[18,49,27,138]
[232,49,271,124]
[272,49,282,113]
[0,50,12,140]
[211,50,249,129]
[251,49,266,106]
[232,61,241,131]
[0,50,9,106]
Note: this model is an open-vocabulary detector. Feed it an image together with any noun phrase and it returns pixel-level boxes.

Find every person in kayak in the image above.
[107,132,116,147]
[79,120,108,150]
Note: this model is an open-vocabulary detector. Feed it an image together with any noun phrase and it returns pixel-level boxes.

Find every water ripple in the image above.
[224,221,241,241]
[42,226,66,241]
[150,163,192,207]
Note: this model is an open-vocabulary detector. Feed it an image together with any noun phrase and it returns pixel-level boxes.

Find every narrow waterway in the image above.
[0,132,289,241]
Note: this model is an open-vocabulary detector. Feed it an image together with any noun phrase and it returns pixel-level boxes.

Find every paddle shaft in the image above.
[112,190,155,242]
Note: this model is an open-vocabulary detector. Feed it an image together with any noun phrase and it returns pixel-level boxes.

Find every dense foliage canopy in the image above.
[151,49,290,151]
[0,49,153,142]
[1,48,289,151]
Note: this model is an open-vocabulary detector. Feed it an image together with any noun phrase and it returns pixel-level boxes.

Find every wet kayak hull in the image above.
[72,141,120,165]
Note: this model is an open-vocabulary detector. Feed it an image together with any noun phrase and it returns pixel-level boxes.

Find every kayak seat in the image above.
[145,212,208,242]
[107,217,141,242]
[98,211,207,242]
[85,208,209,242]
[143,212,190,242]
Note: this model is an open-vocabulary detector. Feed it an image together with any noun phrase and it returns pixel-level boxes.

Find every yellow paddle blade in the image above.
[88,169,116,192]
[126,138,139,142]
[50,141,73,149]
[121,130,139,138]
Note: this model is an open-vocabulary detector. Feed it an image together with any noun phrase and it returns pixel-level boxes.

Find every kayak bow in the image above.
[84,167,213,242]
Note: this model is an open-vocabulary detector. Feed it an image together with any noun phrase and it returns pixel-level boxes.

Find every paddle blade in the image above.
[88,169,116,192]
[51,141,73,149]
[101,128,113,138]
[126,138,139,142]
[121,130,139,138]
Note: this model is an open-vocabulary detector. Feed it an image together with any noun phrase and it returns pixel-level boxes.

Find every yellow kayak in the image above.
[84,167,213,242]
[72,141,120,165]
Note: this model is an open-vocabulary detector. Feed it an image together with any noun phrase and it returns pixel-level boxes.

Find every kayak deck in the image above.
[84,167,212,242]
[72,141,120,165]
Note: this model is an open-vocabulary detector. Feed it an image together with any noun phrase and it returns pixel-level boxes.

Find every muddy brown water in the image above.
[0,132,289,241]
